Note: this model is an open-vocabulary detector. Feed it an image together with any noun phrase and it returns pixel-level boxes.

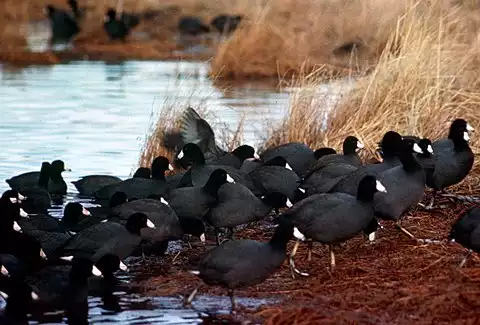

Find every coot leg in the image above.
[395,222,415,239]
[458,249,472,268]
[288,241,309,279]
[329,245,336,269]
[228,289,236,312]
[228,227,235,240]
[215,228,221,246]
[184,286,199,306]
[307,241,313,262]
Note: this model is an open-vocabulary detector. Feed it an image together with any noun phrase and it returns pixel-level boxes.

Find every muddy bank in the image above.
[129,192,480,324]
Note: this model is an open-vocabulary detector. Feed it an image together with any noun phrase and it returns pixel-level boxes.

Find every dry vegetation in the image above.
[0,0,250,64]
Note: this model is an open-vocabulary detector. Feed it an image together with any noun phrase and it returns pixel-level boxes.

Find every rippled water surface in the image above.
[0,60,350,323]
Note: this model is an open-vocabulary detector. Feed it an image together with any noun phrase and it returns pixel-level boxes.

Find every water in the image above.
[0,60,351,323]
[0,60,293,324]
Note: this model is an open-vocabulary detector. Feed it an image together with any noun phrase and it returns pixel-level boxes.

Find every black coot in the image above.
[283,175,386,276]
[187,218,304,311]
[449,205,480,267]
[72,175,122,197]
[208,144,258,169]
[44,4,80,46]
[424,119,474,209]
[373,139,427,238]
[210,15,243,34]
[248,156,300,199]
[104,8,130,41]
[178,17,210,36]
[205,182,292,243]
[176,143,258,193]
[260,142,315,176]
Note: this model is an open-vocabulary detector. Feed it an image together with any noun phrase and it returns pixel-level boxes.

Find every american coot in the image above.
[44,4,80,46]
[26,257,102,311]
[329,131,404,196]
[72,175,122,197]
[77,192,128,230]
[187,218,305,311]
[6,161,51,191]
[210,15,243,34]
[283,175,386,276]
[176,143,258,193]
[61,212,155,263]
[423,119,474,209]
[110,198,184,248]
[260,142,316,176]
[303,136,364,177]
[248,156,300,199]
[67,0,85,20]
[176,107,226,162]
[208,145,259,169]
[46,160,70,195]
[0,280,39,324]
[205,182,292,244]
[94,156,173,201]
[449,205,480,267]
[167,169,235,221]
[373,139,427,239]
[18,202,90,234]
[178,17,210,36]
[104,8,131,41]
[11,162,52,213]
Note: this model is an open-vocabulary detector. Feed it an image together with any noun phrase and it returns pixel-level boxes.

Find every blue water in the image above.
[0,60,288,324]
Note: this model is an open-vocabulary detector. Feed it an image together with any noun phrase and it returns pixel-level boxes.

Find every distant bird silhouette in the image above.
[210,15,243,34]
[178,16,210,36]
[103,8,130,41]
[44,4,80,47]
[67,0,85,21]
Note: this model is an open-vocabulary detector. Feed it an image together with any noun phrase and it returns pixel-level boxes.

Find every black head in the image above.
[231,145,257,162]
[261,192,292,210]
[62,202,90,227]
[95,254,125,278]
[357,175,387,202]
[133,167,151,179]
[343,136,364,154]
[109,191,128,208]
[293,187,308,203]
[396,138,424,172]
[1,189,25,203]
[269,217,304,250]
[417,138,433,157]
[6,233,47,267]
[263,156,292,170]
[176,143,205,167]
[105,8,116,21]
[203,169,234,195]
[314,147,337,160]
[449,119,473,146]
[378,131,403,158]
[51,160,69,174]
[179,217,205,241]
[125,212,155,235]
[70,257,102,282]
[151,156,173,180]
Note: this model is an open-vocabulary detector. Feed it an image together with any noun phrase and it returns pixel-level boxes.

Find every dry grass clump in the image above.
[210,0,410,79]
[263,0,480,190]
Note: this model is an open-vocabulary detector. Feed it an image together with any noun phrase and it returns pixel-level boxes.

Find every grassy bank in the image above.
[0,0,250,65]
[132,1,480,323]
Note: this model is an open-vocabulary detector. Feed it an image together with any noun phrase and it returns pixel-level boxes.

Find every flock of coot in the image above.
[44,0,243,47]
[0,106,477,322]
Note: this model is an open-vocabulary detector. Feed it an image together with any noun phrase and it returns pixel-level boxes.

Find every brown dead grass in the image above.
[263,0,480,192]
[210,0,411,79]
